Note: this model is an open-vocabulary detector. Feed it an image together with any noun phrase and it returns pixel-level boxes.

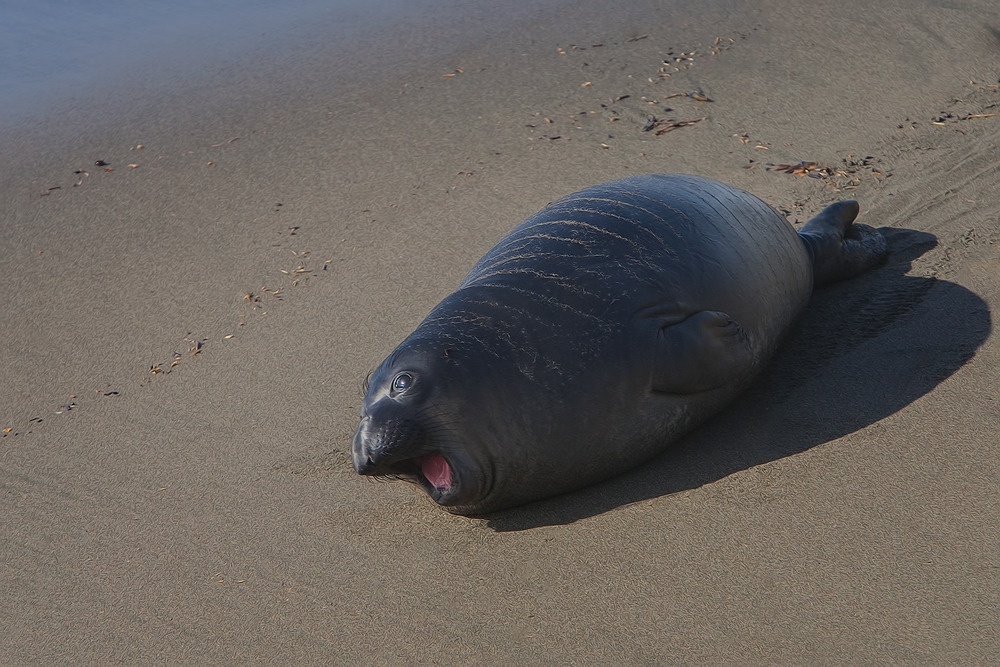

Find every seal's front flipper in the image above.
[651,311,754,394]
[798,200,888,288]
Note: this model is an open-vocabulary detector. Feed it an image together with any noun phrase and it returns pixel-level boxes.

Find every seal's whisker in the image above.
[361,369,375,396]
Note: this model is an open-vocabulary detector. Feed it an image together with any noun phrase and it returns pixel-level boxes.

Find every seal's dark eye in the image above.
[391,372,414,393]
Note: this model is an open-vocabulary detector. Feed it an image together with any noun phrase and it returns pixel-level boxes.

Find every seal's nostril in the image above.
[366,456,375,467]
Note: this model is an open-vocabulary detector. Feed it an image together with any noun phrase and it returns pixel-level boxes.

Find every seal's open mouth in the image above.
[414,453,452,490]
[373,452,455,499]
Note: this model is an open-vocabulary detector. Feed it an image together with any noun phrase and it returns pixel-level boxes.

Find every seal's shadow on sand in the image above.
[485,229,992,531]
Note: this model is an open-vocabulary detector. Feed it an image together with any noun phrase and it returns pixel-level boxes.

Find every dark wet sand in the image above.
[2,0,999,663]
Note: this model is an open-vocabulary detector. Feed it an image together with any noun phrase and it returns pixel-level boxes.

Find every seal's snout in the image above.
[351,410,459,500]
[352,413,423,476]
[351,416,380,475]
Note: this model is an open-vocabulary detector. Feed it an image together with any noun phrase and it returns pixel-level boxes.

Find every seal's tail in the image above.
[797,200,888,289]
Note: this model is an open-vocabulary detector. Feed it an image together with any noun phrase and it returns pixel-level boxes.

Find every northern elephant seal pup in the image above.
[352,174,887,514]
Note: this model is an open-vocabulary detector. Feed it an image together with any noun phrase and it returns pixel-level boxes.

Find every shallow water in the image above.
[0,0,406,122]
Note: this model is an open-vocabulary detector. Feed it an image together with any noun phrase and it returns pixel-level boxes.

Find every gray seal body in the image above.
[352,174,887,514]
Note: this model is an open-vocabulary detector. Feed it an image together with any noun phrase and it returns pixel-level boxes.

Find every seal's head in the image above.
[352,339,495,511]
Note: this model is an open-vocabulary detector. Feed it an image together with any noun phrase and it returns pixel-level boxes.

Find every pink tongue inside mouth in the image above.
[416,454,451,490]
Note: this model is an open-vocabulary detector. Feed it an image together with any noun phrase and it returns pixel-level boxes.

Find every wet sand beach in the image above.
[2,0,999,663]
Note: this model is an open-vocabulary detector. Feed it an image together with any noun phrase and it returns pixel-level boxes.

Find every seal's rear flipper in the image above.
[798,201,888,289]
[651,311,754,394]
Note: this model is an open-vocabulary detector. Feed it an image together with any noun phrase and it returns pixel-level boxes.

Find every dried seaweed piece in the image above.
[663,90,713,102]
[767,161,824,175]
[652,117,706,135]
